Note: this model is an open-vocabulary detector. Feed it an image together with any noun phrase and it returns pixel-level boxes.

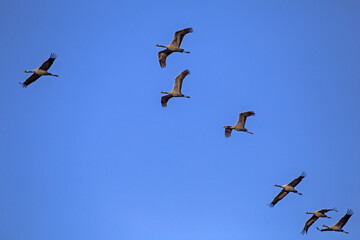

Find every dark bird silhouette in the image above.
[301,208,337,234]
[21,53,58,88]
[270,172,306,207]
[155,28,193,68]
[223,111,255,137]
[317,209,353,234]
[160,70,190,107]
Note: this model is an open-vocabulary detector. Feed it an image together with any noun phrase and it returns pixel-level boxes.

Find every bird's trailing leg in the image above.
[47,72,58,77]
[245,131,253,134]
[297,192,303,195]
[184,95,190,98]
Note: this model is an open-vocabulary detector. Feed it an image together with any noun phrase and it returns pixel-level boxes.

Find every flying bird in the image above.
[21,53,58,88]
[270,172,306,207]
[301,208,337,234]
[160,69,190,107]
[223,111,255,137]
[155,28,193,68]
[317,209,353,234]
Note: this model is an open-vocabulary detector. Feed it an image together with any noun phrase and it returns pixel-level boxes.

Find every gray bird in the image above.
[161,70,190,107]
[317,209,353,234]
[21,53,58,88]
[223,111,255,137]
[155,28,193,68]
[270,172,306,207]
[301,208,337,234]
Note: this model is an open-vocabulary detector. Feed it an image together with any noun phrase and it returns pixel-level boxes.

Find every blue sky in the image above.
[1,0,359,239]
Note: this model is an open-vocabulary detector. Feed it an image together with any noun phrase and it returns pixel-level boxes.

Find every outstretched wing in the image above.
[158,49,172,68]
[161,94,173,107]
[171,28,193,47]
[270,189,288,207]
[319,208,337,214]
[288,172,306,187]
[316,226,331,232]
[173,69,190,92]
[335,209,353,228]
[39,53,57,71]
[21,73,41,88]
[236,111,255,128]
[224,127,232,138]
[301,215,319,235]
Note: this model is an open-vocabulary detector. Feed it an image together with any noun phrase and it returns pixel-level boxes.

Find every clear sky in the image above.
[1,0,359,239]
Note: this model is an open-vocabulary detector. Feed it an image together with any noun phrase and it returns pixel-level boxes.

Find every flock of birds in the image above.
[270,172,353,234]
[20,27,353,236]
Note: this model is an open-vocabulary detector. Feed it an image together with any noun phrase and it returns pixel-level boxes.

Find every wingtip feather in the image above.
[50,53,57,59]
[347,209,354,215]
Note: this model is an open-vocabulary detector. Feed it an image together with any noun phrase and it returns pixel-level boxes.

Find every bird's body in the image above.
[301,208,337,234]
[161,70,191,107]
[156,28,193,68]
[223,111,255,137]
[270,172,306,207]
[317,209,353,234]
[21,53,58,88]
[163,44,184,52]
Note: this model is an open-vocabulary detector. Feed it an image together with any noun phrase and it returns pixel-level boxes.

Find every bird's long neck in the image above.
[24,70,34,73]
[305,212,313,214]
[156,44,167,48]
[160,91,169,94]
[274,184,282,188]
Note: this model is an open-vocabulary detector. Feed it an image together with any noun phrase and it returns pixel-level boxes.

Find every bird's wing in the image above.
[224,127,232,138]
[236,111,255,128]
[171,28,193,47]
[21,73,41,88]
[270,189,288,207]
[319,208,337,214]
[288,172,306,187]
[158,49,172,68]
[173,69,190,92]
[302,215,319,234]
[161,94,173,107]
[316,226,331,232]
[335,209,353,228]
[39,53,57,71]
